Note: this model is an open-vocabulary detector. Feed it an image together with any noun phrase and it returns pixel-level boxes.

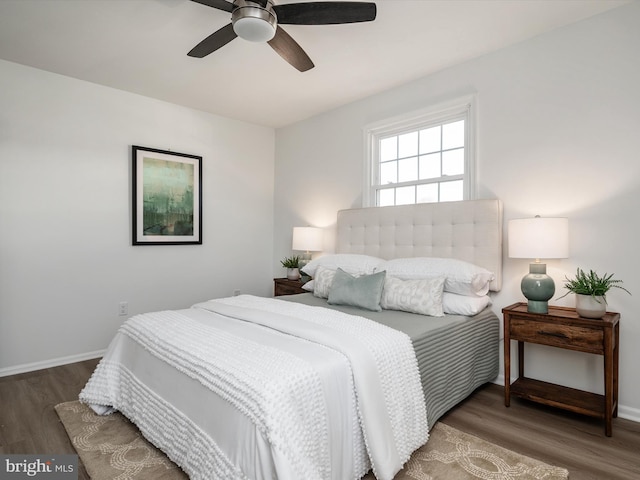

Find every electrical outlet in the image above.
[233,289,241,296]
[118,301,128,316]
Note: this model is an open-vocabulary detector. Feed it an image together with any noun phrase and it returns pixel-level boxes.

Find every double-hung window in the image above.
[364,95,476,207]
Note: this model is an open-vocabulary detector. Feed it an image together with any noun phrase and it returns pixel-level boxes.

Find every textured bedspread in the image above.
[282,293,500,429]
[79,295,428,480]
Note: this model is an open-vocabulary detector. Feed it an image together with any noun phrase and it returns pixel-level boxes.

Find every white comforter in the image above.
[80,295,428,480]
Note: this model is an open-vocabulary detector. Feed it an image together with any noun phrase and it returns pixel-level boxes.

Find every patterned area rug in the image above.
[55,401,569,480]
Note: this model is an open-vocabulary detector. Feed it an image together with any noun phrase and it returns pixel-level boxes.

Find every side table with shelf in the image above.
[503,302,620,436]
[273,277,307,297]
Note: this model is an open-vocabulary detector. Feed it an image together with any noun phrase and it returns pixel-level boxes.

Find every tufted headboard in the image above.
[335,199,503,291]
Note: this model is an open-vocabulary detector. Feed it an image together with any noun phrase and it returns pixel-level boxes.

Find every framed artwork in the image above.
[132,145,202,245]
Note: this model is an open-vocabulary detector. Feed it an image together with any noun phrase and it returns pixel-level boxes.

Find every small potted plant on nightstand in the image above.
[281,255,301,280]
[558,268,630,318]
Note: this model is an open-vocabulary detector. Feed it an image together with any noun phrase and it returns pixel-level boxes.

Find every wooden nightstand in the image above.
[274,278,307,297]
[503,302,620,436]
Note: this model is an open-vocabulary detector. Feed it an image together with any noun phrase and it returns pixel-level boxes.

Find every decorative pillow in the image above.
[377,257,494,297]
[327,268,386,312]
[302,254,386,277]
[442,292,492,316]
[302,280,314,292]
[312,266,337,299]
[381,276,445,317]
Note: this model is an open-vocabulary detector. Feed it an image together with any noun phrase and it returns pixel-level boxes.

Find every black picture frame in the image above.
[132,145,202,245]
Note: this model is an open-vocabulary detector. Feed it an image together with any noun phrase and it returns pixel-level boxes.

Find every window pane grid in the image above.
[375,178,464,206]
[375,121,465,206]
[367,98,473,207]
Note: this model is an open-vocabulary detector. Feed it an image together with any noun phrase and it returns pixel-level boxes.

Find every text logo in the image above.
[1,455,77,479]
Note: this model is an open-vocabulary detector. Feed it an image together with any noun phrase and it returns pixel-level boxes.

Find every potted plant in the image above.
[558,268,630,318]
[281,255,301,280]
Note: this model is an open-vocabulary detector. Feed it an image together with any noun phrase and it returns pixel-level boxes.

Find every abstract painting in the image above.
[132,146,202,245]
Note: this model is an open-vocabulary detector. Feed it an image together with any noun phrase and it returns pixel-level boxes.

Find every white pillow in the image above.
[302,280,314,292]
[312,266,337,299]
[442,293,492,316]
[302,254,386,277]
[381,276,445,317]
[378,257,494,297]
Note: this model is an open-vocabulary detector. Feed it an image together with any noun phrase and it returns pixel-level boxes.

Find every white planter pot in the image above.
[575,294,606,319]
[286,268,300,280]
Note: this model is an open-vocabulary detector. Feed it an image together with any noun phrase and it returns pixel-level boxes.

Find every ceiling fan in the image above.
[188,0,377,72]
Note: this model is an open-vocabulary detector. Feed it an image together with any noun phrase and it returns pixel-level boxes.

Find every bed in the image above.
[80,198,502,480]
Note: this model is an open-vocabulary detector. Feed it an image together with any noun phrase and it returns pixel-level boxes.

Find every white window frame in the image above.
[363,94,477,207]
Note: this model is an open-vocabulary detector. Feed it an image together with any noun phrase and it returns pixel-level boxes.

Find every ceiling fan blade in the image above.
[190,0,235,13]
[188,23,237,58]
[268,26,314,72]
[273,2,376,25]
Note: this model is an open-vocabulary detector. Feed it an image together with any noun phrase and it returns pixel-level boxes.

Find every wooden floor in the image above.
[441,386,640,480]
[1,358,639,479]
[0,358,99,480]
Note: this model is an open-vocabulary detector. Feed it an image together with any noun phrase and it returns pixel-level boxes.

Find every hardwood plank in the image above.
[0,359,98,480]
[441,383,640,480]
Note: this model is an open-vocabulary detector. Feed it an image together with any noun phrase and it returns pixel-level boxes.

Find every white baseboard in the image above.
[617,405,640,424]
[491,376,639,424]
[0,349,105,378]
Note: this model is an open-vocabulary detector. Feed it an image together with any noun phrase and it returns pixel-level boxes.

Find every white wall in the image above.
[0,60,275,374]
[274,2,640,420]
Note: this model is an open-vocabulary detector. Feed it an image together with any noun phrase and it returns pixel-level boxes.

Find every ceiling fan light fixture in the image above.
[232,3,277,43]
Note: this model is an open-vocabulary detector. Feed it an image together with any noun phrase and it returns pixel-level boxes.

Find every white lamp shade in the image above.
[292,227,323,252]
[508,217,569,259]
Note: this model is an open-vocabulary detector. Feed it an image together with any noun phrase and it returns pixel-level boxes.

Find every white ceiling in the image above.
[0,0,629,128]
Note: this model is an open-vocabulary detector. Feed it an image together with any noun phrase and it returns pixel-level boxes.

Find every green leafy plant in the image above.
[280,255,300,269]
[558,268,631,303]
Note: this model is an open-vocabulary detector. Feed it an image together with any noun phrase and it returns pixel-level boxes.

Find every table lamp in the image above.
[508,216,569,314]
[292,227,323,268]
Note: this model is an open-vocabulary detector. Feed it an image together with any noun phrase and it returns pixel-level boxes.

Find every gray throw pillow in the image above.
[327,268,386,312]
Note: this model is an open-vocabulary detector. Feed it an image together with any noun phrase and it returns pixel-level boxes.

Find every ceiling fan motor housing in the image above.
[232,0,277,42]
